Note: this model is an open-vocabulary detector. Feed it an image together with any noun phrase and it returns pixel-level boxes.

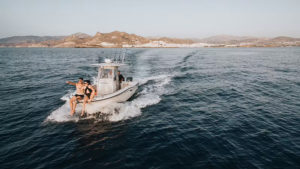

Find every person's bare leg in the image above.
[89,93,95,102]
[81,96,88,116]
[69,96,76,115]
[71,98,78,116]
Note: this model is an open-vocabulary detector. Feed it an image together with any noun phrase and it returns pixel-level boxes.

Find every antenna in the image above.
[105,48,128,64]
[113,48,118,62]
[122,48,127,63]
[118,48,122,63]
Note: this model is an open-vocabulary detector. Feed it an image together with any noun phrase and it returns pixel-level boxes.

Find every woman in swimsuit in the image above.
[81,80,96,116]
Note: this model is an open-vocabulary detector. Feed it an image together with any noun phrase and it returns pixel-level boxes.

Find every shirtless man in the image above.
[66,77,85,116]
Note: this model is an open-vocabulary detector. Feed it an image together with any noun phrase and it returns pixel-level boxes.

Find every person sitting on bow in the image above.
[81,80,96,117]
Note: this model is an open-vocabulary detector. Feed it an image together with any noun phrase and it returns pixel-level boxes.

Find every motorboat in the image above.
[75,58,139,114]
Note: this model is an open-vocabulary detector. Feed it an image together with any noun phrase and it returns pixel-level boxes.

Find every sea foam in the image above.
[45,74,172,123]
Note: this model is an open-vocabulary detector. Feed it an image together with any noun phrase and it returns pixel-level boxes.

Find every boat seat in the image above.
[126,77,133,81]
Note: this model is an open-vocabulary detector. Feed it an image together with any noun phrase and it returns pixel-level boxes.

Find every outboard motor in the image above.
[126,77,133,82]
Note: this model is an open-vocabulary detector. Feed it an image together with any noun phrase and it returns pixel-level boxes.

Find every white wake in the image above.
[45,74,172,123]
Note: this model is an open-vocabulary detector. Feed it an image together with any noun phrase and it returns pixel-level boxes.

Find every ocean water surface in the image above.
[0,47,299,169]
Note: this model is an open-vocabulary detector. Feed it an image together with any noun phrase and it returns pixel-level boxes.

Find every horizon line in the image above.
[1,31,300,40]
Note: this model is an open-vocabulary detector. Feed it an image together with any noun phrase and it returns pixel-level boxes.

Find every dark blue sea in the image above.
[0,47,299,169]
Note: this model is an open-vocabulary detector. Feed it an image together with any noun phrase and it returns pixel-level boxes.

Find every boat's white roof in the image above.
[91,63,125,67]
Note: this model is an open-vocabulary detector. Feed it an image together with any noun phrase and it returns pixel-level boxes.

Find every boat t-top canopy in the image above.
[91,63,125,67]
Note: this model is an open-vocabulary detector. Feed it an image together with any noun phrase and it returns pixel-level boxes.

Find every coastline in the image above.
[1,45,299,48]
[1,31,299,49]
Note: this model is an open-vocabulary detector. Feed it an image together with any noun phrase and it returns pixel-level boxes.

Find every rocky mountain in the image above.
[0,31,299,48]
[195,35,300,47]
[0,36,65,45]
[52,33,92,48]
[150,37,194,44]
[197,35,265,44]
[81,31,150,48]
[271,36,300,42]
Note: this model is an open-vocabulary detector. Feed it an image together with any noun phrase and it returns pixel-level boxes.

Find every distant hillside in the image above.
[82,31,150,48]
[0,32,299,48]
[271,36,300,42]
[0,36,65,44]
[150,37,194,44]
[52,33,92,48]
[197,35,268,44]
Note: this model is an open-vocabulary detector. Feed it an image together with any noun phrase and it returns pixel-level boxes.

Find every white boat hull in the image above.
[76,81,139,114]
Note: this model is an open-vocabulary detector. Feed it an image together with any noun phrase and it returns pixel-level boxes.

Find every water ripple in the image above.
[0,48,300,169]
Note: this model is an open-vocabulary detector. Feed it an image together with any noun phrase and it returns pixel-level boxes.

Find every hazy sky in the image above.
[1,0,300,38]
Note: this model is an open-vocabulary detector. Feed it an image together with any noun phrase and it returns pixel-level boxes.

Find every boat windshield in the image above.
[99,68,114,79]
